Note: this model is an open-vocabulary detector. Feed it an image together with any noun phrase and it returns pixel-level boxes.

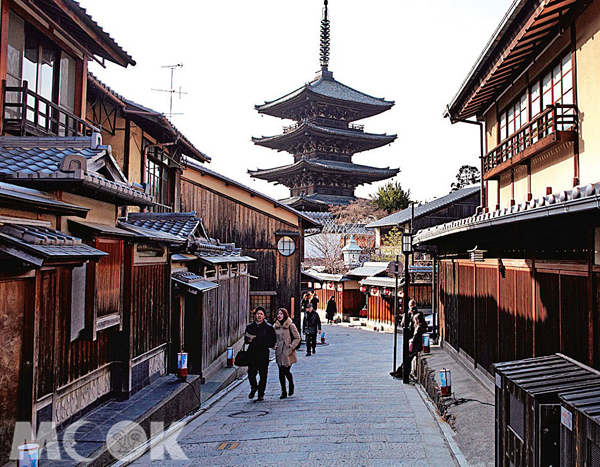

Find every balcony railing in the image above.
[282,117,365,134]
[2,80,98,137]
[483,104,578,179]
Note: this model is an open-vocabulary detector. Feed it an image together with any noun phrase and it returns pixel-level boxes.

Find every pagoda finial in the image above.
[320,0,330,70]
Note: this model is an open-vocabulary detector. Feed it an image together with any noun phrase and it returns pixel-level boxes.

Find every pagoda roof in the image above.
[281,193,356,210]
[252,121,396,154]
[248,158,399,184]
[256,70,394,121]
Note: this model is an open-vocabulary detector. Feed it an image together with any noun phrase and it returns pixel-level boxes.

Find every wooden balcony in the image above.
[483,104,578,180]
[2,80,98,137]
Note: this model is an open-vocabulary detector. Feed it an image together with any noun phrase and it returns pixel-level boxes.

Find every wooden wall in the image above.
[201,274,250,372]
[438,258,596,375]
[0,277,33,465]
[181,178,302,321]
[131,263,169,359]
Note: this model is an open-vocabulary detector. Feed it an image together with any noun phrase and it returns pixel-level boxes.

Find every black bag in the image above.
[235,346,250,367]
[289,324,302,351]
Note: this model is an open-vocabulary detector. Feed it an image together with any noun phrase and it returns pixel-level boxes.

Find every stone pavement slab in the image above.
[131,324,458,466]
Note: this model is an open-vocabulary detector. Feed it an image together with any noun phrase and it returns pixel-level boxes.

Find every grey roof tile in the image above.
[367,186,480,228]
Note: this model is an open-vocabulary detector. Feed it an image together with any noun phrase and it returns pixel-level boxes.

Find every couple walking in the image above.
[244,307,301,401]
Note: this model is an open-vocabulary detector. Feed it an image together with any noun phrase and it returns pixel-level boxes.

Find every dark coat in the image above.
[325,299,337,320]
[300,297,309,312]
[310,295,319,311]
[303,310,322,335]
[245,321,276,366]
[410,321,428,354]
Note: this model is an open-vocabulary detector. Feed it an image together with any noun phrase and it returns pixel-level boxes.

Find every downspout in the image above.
[445,106,486,212]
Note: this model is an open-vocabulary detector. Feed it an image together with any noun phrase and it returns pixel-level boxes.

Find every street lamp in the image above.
[402,230,413,384]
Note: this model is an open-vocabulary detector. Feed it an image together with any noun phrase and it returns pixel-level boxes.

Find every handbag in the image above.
[289,324,301,351]
[408,340,414,352]
[234,345,250,367]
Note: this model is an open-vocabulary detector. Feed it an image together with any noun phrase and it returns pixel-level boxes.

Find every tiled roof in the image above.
[256,71,394,119]
[0,136,153,206]
[281,193,355,208]
[303,270,346,282]
[68,219,136,238]
[0,145,106,176]
[359,276,397,288]
[347,262,390,278]
[66,1,135,66]
[367,186,480,229]
[0,223,107,265]
[0,182,89,217]
[172,271,219,293]
[197,250,256,264]
[252,121,397,153]
[414,183,600,244]
[120,212,203,241]
[250,158,399,179]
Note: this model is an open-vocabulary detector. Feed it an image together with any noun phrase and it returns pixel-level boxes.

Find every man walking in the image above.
[302,302,321,356]
[245,307,276,401]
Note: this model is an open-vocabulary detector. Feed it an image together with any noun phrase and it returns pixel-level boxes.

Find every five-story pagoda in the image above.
[249,0,399,212]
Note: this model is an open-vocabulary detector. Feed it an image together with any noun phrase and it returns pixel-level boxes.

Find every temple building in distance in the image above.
[249,0,399,212]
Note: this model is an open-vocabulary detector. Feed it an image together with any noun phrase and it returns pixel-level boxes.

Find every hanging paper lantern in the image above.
[370,286,379,296]
[382,287,392,296]
[359,285,367,293]
[327,282,335,290]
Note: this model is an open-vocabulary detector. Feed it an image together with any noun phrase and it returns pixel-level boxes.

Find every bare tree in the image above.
[305,232,345,274]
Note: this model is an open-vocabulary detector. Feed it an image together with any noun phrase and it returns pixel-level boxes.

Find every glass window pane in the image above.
[39,45,55,101]
[59,52,76,111]
[562,54,572,74]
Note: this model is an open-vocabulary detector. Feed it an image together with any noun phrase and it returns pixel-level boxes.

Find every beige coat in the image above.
[274,318,301,367]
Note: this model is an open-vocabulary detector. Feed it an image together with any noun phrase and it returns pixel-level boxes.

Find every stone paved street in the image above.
[132,324,457,466]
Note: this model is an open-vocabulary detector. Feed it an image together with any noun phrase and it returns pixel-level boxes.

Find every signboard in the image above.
[495,373,502,389]
[561,406,573,431]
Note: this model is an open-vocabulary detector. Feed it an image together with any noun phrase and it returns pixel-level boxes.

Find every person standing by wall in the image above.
[325,295,337,324]
[310,292,320,312]
[302,302,321,356]
[273,308,301,399]
[245,307,276,401]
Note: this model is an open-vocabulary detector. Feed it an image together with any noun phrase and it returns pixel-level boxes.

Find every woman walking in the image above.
[325,295,337,324]
[273,308,301,399]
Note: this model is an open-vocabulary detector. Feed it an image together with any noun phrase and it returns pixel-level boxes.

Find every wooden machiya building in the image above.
[415,0,600,386]
[248,0,398,212]
[181,159,318,326]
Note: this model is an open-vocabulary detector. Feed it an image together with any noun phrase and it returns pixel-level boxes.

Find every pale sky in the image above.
[80,0,513,204]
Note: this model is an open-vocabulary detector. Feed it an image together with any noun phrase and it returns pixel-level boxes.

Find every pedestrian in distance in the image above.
[300,292,310,315]
[245,307,276,401]
[273,308,301,399]
[325,295,337,324]
[310,292,319,312]
[302,302,321,356]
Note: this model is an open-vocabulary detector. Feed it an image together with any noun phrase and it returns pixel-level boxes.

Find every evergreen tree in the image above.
[451,165,480,192]
[371,182,411,214]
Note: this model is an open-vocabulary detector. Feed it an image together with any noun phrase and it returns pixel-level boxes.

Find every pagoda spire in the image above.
[320,0,330,70]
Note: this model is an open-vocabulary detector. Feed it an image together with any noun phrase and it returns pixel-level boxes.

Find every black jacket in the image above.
[325,299,337,319]
[303,310,322,335]
[310,296,319,310]
[245,321,276,366]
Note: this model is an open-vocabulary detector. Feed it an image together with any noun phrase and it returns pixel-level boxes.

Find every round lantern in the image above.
[327,282,335,290]
[359,285,367,293]
[337,284,343,292]
[382,287,392,296]
[370,286,379,296]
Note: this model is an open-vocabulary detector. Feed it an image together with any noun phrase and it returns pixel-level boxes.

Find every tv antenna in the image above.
[152,63,187,117]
